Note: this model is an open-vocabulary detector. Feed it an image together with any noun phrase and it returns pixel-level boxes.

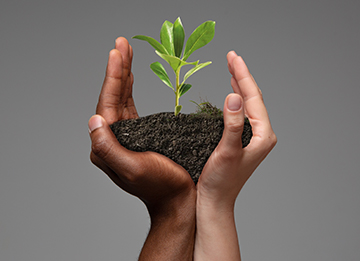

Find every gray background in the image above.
[1,0,359,260]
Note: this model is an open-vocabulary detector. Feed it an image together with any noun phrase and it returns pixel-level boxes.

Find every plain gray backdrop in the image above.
[1,0,359,260]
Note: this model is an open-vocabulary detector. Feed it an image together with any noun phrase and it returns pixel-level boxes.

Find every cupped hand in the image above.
[197,51,277,209]
[89,37,195,216]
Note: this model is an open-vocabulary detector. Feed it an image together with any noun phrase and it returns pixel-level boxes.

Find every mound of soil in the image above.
[110,112,252,184]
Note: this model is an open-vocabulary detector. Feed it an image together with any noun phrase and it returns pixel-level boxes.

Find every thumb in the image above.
[221,93,245,151]
[88,115,133,174]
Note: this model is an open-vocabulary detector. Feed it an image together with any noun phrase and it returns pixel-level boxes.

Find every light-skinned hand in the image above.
[195,51,277,261]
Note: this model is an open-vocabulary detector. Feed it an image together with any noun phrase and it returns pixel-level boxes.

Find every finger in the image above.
[227,50,238,75]
[88,114,140,180]
[115,38,139,119]
[231,56,277,153]
[126,75,139,118]
[230,76,242,96]
[218,93,245,155]
[115,37,131,72]
[127,45,139,118]
[96,49,124,124]
[231,56,269,125]
[129,44,133,71]
[227,51,242,95]
[115,37,132,104]
[122,42,137,118]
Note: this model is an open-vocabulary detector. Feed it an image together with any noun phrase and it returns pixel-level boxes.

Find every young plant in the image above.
[190,99,223,118]
[133,17,215,116]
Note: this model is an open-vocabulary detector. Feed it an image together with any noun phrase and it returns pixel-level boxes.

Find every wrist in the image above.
[148,188,196,228]
[196,188,236,237]
[196,185,236,213]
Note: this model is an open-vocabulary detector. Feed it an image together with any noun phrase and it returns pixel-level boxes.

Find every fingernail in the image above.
[227,94,242,111]
[88,115,103,133]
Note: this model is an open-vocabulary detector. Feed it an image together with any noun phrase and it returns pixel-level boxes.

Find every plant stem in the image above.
[175,68,180,107]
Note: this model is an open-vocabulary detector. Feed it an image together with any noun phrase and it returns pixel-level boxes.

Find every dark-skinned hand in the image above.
[88,37,195,260]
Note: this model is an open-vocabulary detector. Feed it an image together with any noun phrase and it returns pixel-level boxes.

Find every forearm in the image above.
[194,197,241,261]
[139,192,196,261]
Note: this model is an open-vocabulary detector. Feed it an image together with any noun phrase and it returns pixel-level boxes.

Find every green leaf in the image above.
[183,21,215,61]
[173,17,185,58]
[160,21,174,56]
[183,61,212,82]
[175,105,182,116]
[132,35,169,55]
[155,51,198,72]
[150,62,173,90]
[179,83,192,97]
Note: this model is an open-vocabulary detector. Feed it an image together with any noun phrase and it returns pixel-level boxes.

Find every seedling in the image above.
[133,17,215,116]
[190,99,223,118]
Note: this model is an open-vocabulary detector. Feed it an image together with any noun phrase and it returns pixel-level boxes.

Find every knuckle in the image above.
[269,132,278,148]
[226,119,244,135]
[127,166,144,184]
[122,172,139,185]
[121,154,146,184]
[218,151,235,163]
[91,135,113,161]
[90,152,105,170]
[259,92,264,102]
[123,60,131,72]
[261,131,277,152]
[90,152,97,165]
[216,146,241,163]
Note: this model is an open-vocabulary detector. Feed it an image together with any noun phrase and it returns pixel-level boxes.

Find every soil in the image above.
[110,112,252,184]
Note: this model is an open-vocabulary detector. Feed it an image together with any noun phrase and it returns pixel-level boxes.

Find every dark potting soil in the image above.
[110,112,252,184]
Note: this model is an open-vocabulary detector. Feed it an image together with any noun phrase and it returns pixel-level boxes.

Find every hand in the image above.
[197,51,277,208]
[88,37,196,260]
[194,51,277,261]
